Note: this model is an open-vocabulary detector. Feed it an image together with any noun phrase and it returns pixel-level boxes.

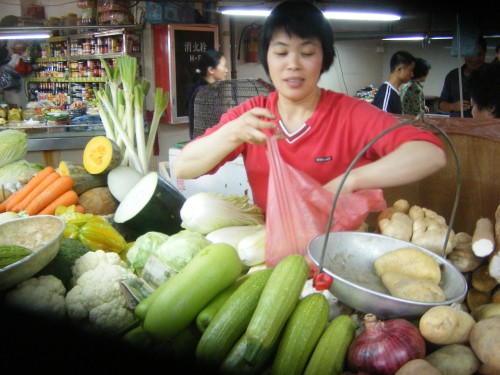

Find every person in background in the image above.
[173,0,446,212]
[187,50,229,139]
[400,57,432,116]
[438,36,487,118]
[469,63,500,120]
[491,43,500,64]
[372,50,416,114]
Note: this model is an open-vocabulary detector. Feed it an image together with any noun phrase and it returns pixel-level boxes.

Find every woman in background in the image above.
[187,50,229,139]
[400,57,432,116]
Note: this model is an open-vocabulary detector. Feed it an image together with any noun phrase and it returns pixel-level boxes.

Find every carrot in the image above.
[37,190,79,216]
[10,172,60,212]
[24,175,74,216]
[1,166,55,213]
[75,204,86,214]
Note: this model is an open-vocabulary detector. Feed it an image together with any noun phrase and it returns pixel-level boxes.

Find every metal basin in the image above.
[308,231,468,319]
[0,215,65,291]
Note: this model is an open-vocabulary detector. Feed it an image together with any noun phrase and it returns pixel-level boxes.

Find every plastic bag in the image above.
[265,134,387,269]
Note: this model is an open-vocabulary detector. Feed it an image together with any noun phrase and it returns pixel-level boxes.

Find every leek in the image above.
[95,55,169,175]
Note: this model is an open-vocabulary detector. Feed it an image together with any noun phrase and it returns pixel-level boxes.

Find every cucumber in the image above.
[244,254,309,364]
[195,274,248,332]
[196,268,273,367]
[272,293,330,375]
[303,314,356,375]
[219,333,276,375]
[143,243,242,342]
[0,245,32,268]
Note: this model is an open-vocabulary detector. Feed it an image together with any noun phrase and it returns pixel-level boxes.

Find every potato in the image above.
[426,344,479,375]
[381,272,445,302]
[469,316,500,371]
[419,305,475,345]
[374,247,441,284]
[395,359,442,375]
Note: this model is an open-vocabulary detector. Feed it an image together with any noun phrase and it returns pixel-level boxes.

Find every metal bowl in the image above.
[0,215,65,291]
[308,231,468,319]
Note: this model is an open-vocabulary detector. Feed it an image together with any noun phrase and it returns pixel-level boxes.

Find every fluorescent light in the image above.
[220,9,271,17]
[383,35,453,41]
[220,8,401,21]
[0,33,50,40]
[323,11,400,21]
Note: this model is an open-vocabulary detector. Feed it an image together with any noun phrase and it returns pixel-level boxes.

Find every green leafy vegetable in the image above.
[0,159,44,187]
[180,192,265,235]
[155,230,211,272]
[0,130,28,168]
[126,231,170,274]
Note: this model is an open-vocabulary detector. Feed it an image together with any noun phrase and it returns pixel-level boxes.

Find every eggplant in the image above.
[114,171,185,238]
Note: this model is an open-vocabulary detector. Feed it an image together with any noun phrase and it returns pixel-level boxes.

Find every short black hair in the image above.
[389,51,415,73]
[258,0,335,76]
[470,63,500,118]
[412,58,431,79]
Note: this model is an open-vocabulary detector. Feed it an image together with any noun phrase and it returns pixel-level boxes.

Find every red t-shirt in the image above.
[199,89,443,210]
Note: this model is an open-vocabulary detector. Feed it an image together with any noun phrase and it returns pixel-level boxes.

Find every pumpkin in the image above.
[83,136,122,175]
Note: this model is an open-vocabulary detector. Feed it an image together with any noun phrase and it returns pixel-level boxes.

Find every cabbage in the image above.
[180,192,265,234]
[126,231,170,274]
[155,230,211,272]
[0,130,28,168]
[0,159,43,190]
[206,224,264,249]
[237,228,266,267]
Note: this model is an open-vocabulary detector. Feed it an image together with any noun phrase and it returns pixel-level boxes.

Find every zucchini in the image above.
[114,172,185,238]
[58,161,107,195]
[196,274,248,332]
[244,254,309,365]
[196,268,273,367]
[303,314,356,375]
[219,333,276,375]
[143,243,242,342]
[82,136,122,175]
[271,293,330,375]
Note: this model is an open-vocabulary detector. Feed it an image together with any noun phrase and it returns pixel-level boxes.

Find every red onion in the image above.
[347,313,426,375]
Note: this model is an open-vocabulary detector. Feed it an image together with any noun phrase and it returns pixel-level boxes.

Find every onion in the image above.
[347,313,426,375]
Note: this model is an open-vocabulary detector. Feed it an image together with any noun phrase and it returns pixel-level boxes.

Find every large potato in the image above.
[469,316,500,371]
[381,272,445,302]
[374,247,441,284]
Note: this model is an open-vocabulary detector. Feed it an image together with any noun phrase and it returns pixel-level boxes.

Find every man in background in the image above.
[372,50,415,114]
[438,36,487,118]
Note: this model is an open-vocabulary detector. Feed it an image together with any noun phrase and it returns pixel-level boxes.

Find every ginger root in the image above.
[448,232,484,273]
[410,206,455,256]
[378,199,413,241]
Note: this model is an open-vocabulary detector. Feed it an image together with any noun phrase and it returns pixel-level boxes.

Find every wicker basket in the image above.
[193,78,274,138]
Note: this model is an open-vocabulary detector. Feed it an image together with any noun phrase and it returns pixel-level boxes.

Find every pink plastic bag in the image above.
[265,135,387,269]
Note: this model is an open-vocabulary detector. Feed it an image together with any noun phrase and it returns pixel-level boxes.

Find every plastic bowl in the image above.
[0,215,65,291]
[308,231,468,319]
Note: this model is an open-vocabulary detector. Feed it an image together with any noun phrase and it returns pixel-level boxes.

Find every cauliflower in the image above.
[5,275,66,320]
[66,250,138,335]
[70,249,124,286]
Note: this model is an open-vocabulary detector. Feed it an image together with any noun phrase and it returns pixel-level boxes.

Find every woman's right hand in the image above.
[229,107,277,145]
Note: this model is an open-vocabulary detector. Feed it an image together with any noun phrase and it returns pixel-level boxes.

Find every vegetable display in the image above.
[2,158,500,375]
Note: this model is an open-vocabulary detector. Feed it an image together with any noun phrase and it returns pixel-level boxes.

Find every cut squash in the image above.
[83,136,122,175]
[58,160,107,195]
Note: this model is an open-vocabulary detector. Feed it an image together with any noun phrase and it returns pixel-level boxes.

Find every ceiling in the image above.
[175,0,499,40]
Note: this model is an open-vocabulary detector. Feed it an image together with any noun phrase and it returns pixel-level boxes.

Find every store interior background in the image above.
[2,0,498,167]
